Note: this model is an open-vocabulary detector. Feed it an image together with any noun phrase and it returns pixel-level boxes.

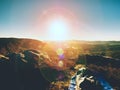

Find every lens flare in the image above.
[56,48,64,56]
[59,54,64,60]
[58,60,64,67]
[38,7,86,83]
[40,44,86,82]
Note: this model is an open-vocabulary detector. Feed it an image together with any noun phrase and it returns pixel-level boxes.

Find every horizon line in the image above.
[0,37,120,42]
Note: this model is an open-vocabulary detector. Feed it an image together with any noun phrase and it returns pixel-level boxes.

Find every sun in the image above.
[37,7,78,41]
[48,17,69,41]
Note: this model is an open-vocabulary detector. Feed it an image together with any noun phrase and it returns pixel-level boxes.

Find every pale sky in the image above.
[0,0,120,41]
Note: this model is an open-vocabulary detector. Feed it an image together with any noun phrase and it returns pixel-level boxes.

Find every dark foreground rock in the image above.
[0,50,50,90]
[69,67,113,90]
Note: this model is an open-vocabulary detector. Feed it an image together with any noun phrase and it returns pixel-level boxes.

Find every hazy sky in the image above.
[0,0,120,41]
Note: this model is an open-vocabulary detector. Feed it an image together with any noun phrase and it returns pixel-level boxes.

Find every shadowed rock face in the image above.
[0,50,50,90]
[69,68,113,90]
[78,70,103,90]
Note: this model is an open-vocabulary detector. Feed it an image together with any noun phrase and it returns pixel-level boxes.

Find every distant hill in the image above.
[0,38,45,55]
[0,38,120,59]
